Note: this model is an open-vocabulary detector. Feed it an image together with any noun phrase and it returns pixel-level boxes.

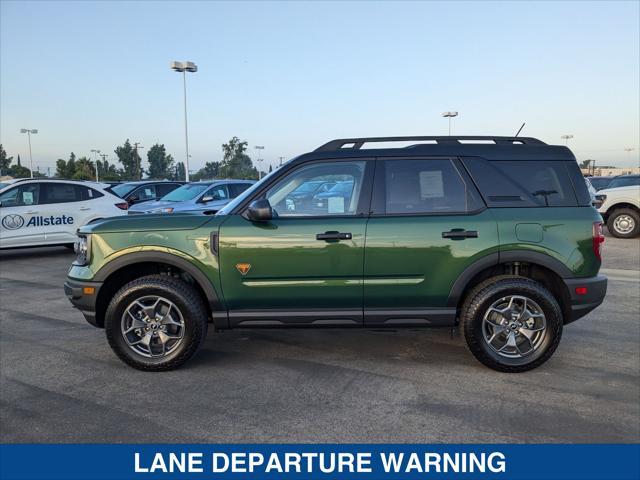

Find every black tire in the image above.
[105,275,208,371]
[460,275,563,373]
[606,208,640,238]
[64,243,75,251]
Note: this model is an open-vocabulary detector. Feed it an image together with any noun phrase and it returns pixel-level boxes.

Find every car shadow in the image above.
[0,246,74,261]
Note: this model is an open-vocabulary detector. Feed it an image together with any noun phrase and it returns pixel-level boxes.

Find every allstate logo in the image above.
[2,214,25,230]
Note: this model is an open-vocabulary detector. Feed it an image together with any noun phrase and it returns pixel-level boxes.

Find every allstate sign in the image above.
[1,214,25,230]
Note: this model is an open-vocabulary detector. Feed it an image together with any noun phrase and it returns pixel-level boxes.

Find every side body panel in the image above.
[363,210,499,325]
[492,206,602,278]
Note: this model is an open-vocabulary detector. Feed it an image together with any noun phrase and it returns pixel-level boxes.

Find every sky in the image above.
[1,0,639,175]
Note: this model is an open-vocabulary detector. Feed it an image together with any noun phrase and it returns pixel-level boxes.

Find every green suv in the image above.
[65,136,607,372]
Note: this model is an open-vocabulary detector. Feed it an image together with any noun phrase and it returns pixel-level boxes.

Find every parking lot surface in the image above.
[1,231,638,443]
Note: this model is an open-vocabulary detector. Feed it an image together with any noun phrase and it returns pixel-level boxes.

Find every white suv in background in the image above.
[0,179,129,249]
[596,175,640,239]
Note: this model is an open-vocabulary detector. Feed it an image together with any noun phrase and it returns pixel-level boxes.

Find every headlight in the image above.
[594,194,606,209]
[73,234,91,266]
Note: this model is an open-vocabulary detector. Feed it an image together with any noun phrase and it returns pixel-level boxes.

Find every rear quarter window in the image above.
[462,158,581,207]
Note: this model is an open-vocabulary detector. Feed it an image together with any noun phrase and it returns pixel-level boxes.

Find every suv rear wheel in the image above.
[460,276,563,373]
[606,208,640,238]
[105,275,208,371]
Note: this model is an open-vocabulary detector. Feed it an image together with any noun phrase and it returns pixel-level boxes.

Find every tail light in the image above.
[115,202,129,210]
[593,222,605,261]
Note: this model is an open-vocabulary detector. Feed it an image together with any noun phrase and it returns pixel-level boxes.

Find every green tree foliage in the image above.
[146,144,175,179]
[0,144,13,175]
[115,139,142,180]
[191,161,221,181]
[218,137,259,180]
[96,160,121,181]
[173,162,186,181]
[72,157,96,180]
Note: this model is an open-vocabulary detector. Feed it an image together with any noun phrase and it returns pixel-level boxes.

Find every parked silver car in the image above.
[128,179,255,214]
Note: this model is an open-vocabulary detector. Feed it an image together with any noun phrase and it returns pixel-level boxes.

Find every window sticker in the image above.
[419,171,444,198]
[328,196,345,213]
[22,191,34,205]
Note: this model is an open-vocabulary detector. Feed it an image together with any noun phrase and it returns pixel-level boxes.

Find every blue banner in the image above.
[1,444,638,480]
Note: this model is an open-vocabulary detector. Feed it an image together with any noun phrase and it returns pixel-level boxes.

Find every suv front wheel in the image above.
[105,275,208,371]
[460,276,563,373]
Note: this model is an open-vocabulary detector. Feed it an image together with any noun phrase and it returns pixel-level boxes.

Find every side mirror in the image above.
[245,199,272,222]
[201,195,214,203]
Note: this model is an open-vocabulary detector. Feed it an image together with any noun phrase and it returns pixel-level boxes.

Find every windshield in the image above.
[111,183,138,198]
[161,183,211,202]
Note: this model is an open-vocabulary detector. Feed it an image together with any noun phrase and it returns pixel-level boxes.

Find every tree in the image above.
[115,140,141,180]
[146,143,174,179]
[55,159,67,178]
[96,160,120,181]
[218,137,259,180]
[191,161,221,181]
[65,153,77,178]
[72,157,96,180]
[0,144,12,175]
[173,162,186,181]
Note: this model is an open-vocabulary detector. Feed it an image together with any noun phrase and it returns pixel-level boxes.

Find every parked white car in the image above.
[596,175,640,238]
[0,179,129,249]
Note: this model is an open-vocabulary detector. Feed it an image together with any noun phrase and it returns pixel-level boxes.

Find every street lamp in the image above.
[19,128,38,178]
[255,145,265,179]
[441,112,458,135]
[561,134,574,145]
[171,60,198,182]
[91,149,101,182]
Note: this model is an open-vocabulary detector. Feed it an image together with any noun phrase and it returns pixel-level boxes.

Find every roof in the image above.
[297,136,576,162]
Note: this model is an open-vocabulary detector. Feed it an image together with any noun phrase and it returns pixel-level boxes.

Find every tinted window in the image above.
[0,184,40,207]
[228,183,253,198]
[589,177,613,190]
[205,185,229,201]
[384,159,482,214]
[133,185,157,201]
[266,161,366,217]
[41,183,82,204]
[80,186,104,201]
[607,176,640,189]
[156,183,181,197]
[491,161,577,206]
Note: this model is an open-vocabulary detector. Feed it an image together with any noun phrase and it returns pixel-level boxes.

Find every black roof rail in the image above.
[315,136,547,152]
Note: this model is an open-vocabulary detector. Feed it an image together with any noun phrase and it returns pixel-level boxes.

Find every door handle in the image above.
[316,231,352,241]
[25,210,38,214]
[442,229,478,240]
[79,207,91,211]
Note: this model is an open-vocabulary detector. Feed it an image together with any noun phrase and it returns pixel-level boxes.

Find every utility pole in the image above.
[133,142,144,180]
[561,134,574,146]
[279,156,285,167]
[255,145,265,179]
[91,149,101,182]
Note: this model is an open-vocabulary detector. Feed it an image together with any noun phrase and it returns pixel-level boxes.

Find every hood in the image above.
[80,213,217,234]
[128,200,175,212]
[598,185,640,195]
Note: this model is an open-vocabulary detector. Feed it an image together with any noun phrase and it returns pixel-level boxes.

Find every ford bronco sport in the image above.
[65,136,607,372]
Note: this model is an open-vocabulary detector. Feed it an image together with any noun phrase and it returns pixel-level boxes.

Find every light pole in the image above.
[91,149,101,182]
[441,112,458,135]
[19,128,38,178]
[561,134,574,146]
[255,146,265,179]
[171,61,197,182]
[133,143,144,180]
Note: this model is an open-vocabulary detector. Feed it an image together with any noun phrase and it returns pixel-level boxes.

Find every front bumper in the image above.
[64,278,103,328]
[564,275,608,323]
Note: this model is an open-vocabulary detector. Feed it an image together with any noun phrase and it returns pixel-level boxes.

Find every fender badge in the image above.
[236,263,251,275]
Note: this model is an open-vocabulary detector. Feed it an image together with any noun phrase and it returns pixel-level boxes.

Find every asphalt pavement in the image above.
[1,231,638,443]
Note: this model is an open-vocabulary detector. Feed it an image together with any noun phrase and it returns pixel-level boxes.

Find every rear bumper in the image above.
[64,278,103,328]
[564,275,608,323]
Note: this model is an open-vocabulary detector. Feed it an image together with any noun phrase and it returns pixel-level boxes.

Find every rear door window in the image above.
[228,183,253,198]
[134,185,157,201]
[156,183,181,197]
[41,183,82,204]
[381,159,483,215]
